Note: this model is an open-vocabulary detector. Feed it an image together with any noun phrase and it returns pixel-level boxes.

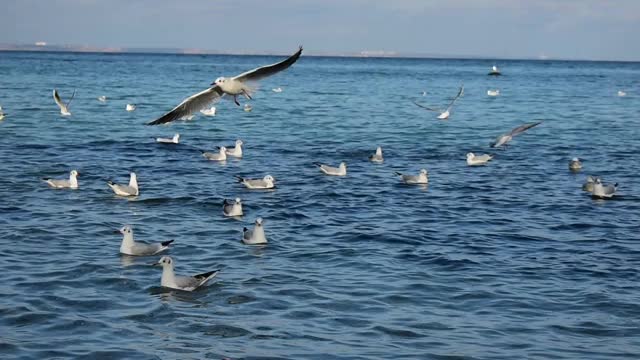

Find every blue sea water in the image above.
[1,51,640,359]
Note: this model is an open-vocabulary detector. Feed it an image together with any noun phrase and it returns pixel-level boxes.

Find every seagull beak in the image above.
[150,262,161,267]
[114,230,122,234]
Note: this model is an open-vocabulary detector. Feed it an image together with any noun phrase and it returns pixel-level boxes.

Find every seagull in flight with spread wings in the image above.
[412,84,464,120]
[53,89,76,116]
[147,46,303,125]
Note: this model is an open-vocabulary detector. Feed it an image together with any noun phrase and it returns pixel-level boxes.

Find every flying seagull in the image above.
[412,84,464,120]
[53,89,76,116]
[147,46,303,125]
[490,121,542,148]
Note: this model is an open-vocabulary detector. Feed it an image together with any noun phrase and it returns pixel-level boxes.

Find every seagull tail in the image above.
[243,227,248,232]
[394,172,402,176]
[234,176,245,182]
[313,162,322,167]
[195,269,220,282]
[161,239,174,247]
[41,177,50,181]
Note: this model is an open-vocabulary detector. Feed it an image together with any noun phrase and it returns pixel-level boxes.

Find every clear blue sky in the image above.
[2,0,639,60]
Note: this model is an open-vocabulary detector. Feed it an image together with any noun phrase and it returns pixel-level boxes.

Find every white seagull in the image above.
[236,175,275,189]
[53,89,75,116]
[225,139,244,158]
[108,172,139,196]
[0,106,5,121]
[487,89,500,97]
[618,91,627,97]
[201,147,227,161]
[395,169,429,184]
[223,198,243,217]
[489,65,501,76]
[592,178,618,199]
[314,162,347,176]
[126,104,136,112]
[117,225,174,256]
[466,152,493,166]
[42,170,79,189]
[413,84,464,120]
[147,46,303,125]
[97,96,107,102]
[490,121,542,148]
[200,106,217,116]
[569,158,582,171]
[242,217,267,245]
[272,87,283,93]
[244,103,253,112]
[153,256,219,292]
[369,146,384,163]
[156,133,180,144]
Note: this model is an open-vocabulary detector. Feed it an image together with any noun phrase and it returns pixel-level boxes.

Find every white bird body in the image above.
[154,256,219,292]
[396,169,429,184]
[618,91,627,97]
[0,106,4,121]
[108,172,139,196]
[118,225,173,256]
[156,133,180,144]
[223,198,243,217]
[315,162,347,176]
[592,178,618,199]
[237,175,275,189]
[369,146,384,163]
[53,89,75,116]
[466,152,493,166]
[200,106,217,116]
[43,170,79,189]
[272,87,283,93]
[225,140,243,158]
[569,158,582,171]
[126,104,136,112]
[202,147,227,161]
[243,218,267,245]
[97,96,107,102]
[487,89,500,97]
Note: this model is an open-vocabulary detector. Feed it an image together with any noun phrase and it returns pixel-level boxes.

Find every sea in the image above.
[1,51,639,359]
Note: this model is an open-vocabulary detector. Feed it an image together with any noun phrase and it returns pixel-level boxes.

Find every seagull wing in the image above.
[510,121,542,136]
[66,89,76,108]
[53,89,65,110]
[446,84,464,109]
[412,101,441,112]
[147,86,224,125]
[232,46,303,83]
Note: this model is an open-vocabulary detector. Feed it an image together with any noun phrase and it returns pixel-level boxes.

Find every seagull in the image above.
[117,225,174,256]
[156,133,180,144]
[487,89,500,97]
[153,256,219,292]
[412,84,464,120]
[618,91,627,97]
[0,106,5,121]
[490,121,542,148]
[369,146,383,163]
[53,89,75,116]
[272,87,283,93]
[569,158,582,171]
[42,170,79,189]
[582,175,598,192]
[592,178,618,199]
[236,175,275,189]
[97,96,107,102]
[466,152,493,166]
[314,162,347,176]
[225,139,243,158]
[243,217,267,245]
[223,198,243,217]
[147,46,303,125]
[126,104,136,112]
[201,147,227,161]
[395,169,428,184]
[108,172,139,196]
[180,114,195,121]
[244,104,253,112]
[200,106,216,116]
[488,65,501,76]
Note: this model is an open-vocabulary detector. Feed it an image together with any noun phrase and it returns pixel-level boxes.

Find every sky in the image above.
[1,0,639,61]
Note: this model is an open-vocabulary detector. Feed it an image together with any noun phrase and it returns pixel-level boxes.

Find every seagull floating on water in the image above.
[53,89,75,116]
[225,140,243,158]
[43,170,79,189]
[117,225,173,256]
[201,147,227,161]
[108,172,139,196]
[156,133,180,144]
[223,198,243,217]
[618,91,627,97]
[147,46,303,125]
[126,104,136,112]
[153,256,219,292]
[395,169,429,184]
[272,87,283,93]
[369,146,384,163]
[314,162,347,176]
[236,175,275,189]
[487,89,500,97]
[0,106,5,121]
[243,217,267,245]
[413,84,464,120]
[488,65,501,76]
[490,121,542,148]
[97,96,107,102]
[466,152,493,166]
[244,104,253,112]
[200,106,216,116]
[592,178,618,199]
[569,158,582,171]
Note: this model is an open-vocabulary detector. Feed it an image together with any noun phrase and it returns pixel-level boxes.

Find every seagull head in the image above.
[420,169,428,176]
[154,256,173,268]
[119,225,133,235]
[219,146,227,153]
[70,170,79,177]
[595,178,603,185]
[212,77,226,86]
[264,175,275,183]
[255,217,263,226]
[571,157,580,162]
[466,153,475,160]
[339,162,347,169]
[236,139,244,146]
[235,197,242,204]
